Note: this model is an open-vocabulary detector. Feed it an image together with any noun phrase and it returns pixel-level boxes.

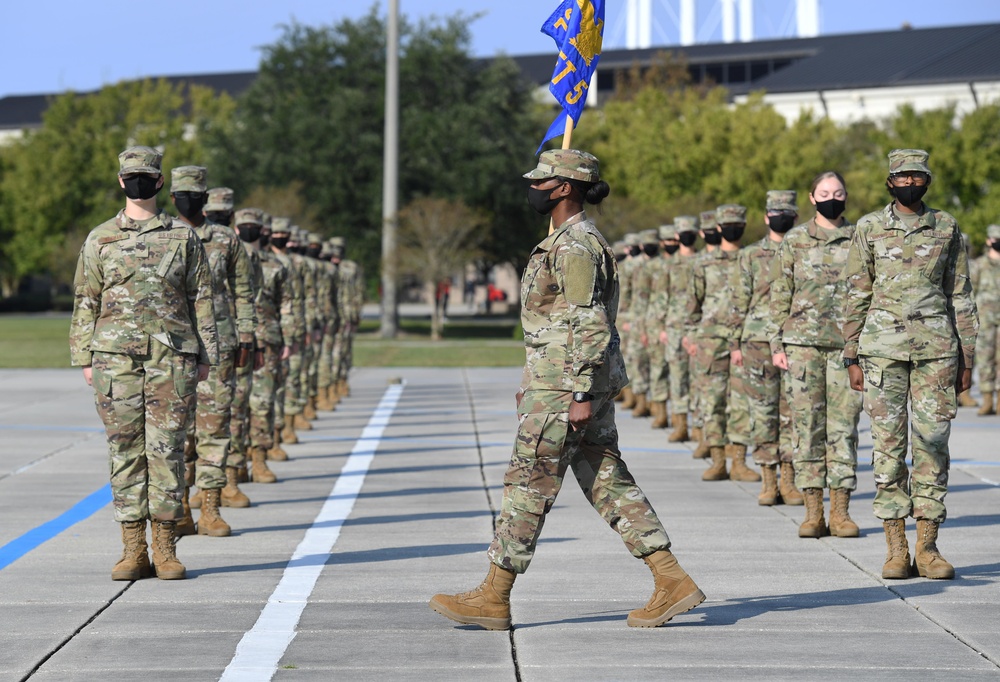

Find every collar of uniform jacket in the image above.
[115,208,172,234]
[535,211,589,252]
[806,216,853,244]
[884,201,938,235]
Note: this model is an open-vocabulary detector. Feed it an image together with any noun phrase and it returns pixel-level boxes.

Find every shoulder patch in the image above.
[563,253,598,306]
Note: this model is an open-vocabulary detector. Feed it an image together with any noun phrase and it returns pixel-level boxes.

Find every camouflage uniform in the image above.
[278,220,311,423]
[843,150,978,523]
[488,153,670,574]
[771,216,862,490]
[70,147,218,522]
[176,168,256,491]
[686,211,720,432]
[624,230,658,402]
[314,238,341,405]
[645,225,675,405]
[971,225,1000,398]
[615,233,640,395]
[664,217,699,418]
[332,239,363,389]
[685,206,744,448]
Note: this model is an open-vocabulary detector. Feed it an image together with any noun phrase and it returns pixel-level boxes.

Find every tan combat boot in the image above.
[779,461,804,505]
[329,385,341,408]
[620,387,637,409]
[913,519,955,579]
[197,488,232,537]
[627,550,706,627]
[882,519,911,579]
[429,564,516,630]
[111,520,151,581]
[614,388,626,402]
[189,487,204,510]
[798,488,828,538]
[221,466,251,508]
[303,397,318,420]
[828,488,859,538]
[650,401,669,429]
[316,387,334,412]
[269,428,289,461]
[340,379,351,397]
[281,421,299,445]
[959,389,979,408]
[690,426,703,442]
[250,446,278,484]
[293,412,313,431]
[236,461,250,483]
[631,393,651,418]
[184,461,202,510]
[977,391,994,416]
[176,486,197,536]
[727,444,761,482]
[667,414,689,443]
[150,520,186,580]
[758,465,779,506]
[702,447,728,481]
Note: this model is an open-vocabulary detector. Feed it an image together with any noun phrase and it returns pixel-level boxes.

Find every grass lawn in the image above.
[0,314,524,368]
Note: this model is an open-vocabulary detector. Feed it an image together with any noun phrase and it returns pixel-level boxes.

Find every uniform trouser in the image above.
[861,355,956,523]
[333,324,352,381]
[974,320,999,393]
[667,335,689,414]
[687,334,704,428]
[317,323,337,391]
[786,345,862,490]
[694,337,731,447]
[299,339,315,403]
[185,350,236,489]
[487,390,670,574]
[625,332,651,394]
[284,347,304,416]
[91,340,197,522]
[250,343,283,450]
[230,355,254,469]
[727,341,789,465]
[274,354,288,430]
[649,334,670,402]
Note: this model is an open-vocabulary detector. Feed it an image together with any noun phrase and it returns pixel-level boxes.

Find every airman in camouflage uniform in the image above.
[615,232,641,406]
[770,173,861,536]
[686,210,722,456]
[644,224,678,429]
[662,216,699,443]
[431,150,703,630]
[315,238,341,411]
[843,149,978,580]
[971,224,1000,415]
[331,237,363,397]
[274,219,310,445]
[686,205,745,480]
[70,145,218,581]
[172,168,256,538]
[625,229,660,418]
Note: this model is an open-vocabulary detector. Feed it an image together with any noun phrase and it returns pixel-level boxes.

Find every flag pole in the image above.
[548,114,575,235]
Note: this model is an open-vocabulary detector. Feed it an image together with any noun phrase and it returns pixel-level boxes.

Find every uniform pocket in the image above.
[860,357,882,388]
[92,366,112,397]
[509,487,547,516]
[174,354,198,398]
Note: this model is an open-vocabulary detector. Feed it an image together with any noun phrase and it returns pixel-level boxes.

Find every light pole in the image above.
[380,0,400,338]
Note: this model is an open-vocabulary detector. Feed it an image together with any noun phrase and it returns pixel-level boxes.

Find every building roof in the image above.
[3,23,1000,131]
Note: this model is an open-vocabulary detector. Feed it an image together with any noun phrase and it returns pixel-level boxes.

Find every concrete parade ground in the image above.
[1,367,999,681]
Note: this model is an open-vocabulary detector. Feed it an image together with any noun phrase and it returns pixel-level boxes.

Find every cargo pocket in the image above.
[860,358,882,388]
[92,366,112,397]
[510,487,547,517]
[174,354,198,398]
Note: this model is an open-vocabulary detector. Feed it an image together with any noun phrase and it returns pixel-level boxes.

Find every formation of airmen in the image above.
[610,149,979,582]
[69,146,363,580]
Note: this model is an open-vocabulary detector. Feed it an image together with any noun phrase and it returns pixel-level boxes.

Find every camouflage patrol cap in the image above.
[234,208,264,226]
[699,211,718,230]
[205,187,234,211]
[888,148,931,176]
[170,166,207,193]
[330,236,346,248]
[118,145,162,176]
[307,232,322,246]
[624,233,641,247]
[639,229,659,246]
[261,212,272,228]
[658,224,677,240]
[766,190,797,212]
[523,149,600,183]
[612,241,626,257]
[675,215,698,233]
[716,204,747,225]
[988,225,1000,240]
[271,217,292,234]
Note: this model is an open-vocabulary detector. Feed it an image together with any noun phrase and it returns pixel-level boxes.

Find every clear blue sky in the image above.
[3,0,1000,97]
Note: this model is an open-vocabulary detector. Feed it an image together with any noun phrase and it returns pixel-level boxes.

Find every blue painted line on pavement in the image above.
[0,484,111,571]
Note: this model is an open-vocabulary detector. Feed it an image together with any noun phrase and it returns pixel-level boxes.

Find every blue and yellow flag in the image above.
[537,0,605,153]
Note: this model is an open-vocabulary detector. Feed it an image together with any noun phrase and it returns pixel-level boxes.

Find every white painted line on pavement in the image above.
[220,383,404,682]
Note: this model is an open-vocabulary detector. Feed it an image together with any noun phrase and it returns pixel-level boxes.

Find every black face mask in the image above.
[643,244,659,257]
[628,246,641,257]
[663,244,680,255]
[702,230,722,246]
[237,225,261,243]
[122,174,161,200]
[991,242,1000,253]
[270,235,289,249]
[306,245,322,259]
[678,232,697,247]
[768,214,796,234]
[814,198,846,221]
[721,226,745,243]
[889,183,929,207]
[259,230,271,247]
[206,211,233,226]
[526,184,564,215]
[173,192,207,221]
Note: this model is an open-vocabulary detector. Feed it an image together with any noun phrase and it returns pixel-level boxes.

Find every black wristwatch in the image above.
[842,357,859,368]
[572,392,594,403]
